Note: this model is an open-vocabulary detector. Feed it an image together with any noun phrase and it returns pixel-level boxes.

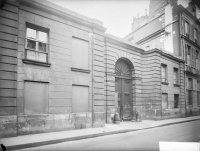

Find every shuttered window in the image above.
[72,37,89,70]
[162,93,168,109]
[24,82,49,115]
[72,85,89,113]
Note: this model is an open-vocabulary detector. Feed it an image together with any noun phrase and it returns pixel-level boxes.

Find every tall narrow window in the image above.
[192,48,196,68]
[72,37,89,70]
[196,50,199,69]
[173,68,178,85]
[187,45,191,66]
[194,28,197,42]
[185,21,189,38]
[161,64,167,83]
[185,44,188,64]
[188,90,193,105]
[197,80,200,91]
[198,91,200,105]
[25,25,49,63]
[162,93,168,109]
[188,78,193,90]
[174,94,179,108]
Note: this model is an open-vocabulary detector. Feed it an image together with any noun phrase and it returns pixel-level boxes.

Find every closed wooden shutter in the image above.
[72,85,89,113]
[24,82,49,115]
[72,37,89,70]
[162,93,168,109]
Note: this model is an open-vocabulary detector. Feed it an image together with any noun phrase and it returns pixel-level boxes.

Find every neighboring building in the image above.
[124,0,200,117]
[0,0,186,138]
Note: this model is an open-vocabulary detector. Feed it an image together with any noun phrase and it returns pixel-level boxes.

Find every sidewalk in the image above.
[1,116,200,150]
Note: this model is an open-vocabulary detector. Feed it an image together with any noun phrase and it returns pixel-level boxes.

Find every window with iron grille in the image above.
[161,64,167,83]
[25,24,49,63]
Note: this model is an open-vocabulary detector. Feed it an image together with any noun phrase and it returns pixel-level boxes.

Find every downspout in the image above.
[105,38,108,123]
[90,30,95,127]
[179,9,187,117]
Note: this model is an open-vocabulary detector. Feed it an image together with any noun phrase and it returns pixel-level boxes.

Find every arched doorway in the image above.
[115,58,133,121]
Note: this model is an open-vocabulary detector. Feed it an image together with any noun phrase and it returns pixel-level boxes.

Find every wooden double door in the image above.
[115,78,132,120]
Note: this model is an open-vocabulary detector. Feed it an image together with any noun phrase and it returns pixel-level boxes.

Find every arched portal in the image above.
[115,58,134,121]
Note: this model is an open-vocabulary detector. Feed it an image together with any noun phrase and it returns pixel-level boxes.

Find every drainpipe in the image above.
[90,31,95,127]
[179,10,187,117]
[105,39,108,123]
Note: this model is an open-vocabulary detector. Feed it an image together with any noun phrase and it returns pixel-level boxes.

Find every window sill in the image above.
[161,82,169,85]
[173,84,180,87]
[23,59,51,67]
[71,67,90,73]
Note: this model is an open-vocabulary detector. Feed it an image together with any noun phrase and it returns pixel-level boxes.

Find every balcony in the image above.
[185,65,200,76]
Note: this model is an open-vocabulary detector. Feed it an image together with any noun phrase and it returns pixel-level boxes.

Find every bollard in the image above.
[113,112,120,124]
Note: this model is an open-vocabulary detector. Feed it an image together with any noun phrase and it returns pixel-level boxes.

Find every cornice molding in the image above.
[143,48,185,63]
[18,0,107,32]
[136,28,165,45]
[179,5,200,24]
[181,35,200,50]
[105,34,144,54]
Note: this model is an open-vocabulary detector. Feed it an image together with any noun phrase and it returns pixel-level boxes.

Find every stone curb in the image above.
[5,118,200,151]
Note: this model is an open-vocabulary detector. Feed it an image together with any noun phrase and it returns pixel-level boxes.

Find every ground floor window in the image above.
[174,94,179,108]
[24,81,49,115]
[197,92,200,105]
[162,93,168,109]
[188,90,193,105]
[72,85,89,113]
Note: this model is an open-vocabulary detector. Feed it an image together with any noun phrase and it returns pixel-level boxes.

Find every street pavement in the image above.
[15,120,200,151]
[0,116,200,151]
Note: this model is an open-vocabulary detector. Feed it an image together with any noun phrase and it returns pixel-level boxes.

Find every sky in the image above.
[48,0,150,38]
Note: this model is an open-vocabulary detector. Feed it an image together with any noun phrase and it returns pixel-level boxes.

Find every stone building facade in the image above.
[0,0,186,138]
[124,0,200,117]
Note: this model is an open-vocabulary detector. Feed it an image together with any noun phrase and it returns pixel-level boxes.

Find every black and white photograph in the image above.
[0,0,200,150]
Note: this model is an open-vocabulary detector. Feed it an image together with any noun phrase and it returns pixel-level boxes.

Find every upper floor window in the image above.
[197,80,200,91]
[188,78,193,90]
[184,21,190,38]
[161,64,167,83]
[72,37,89,70]
[191,48,196,68]
[185,44,191,65]
[196,50,199,69]
[194,28,197,42]
[173,68,179,85]
[25,25,49,63]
